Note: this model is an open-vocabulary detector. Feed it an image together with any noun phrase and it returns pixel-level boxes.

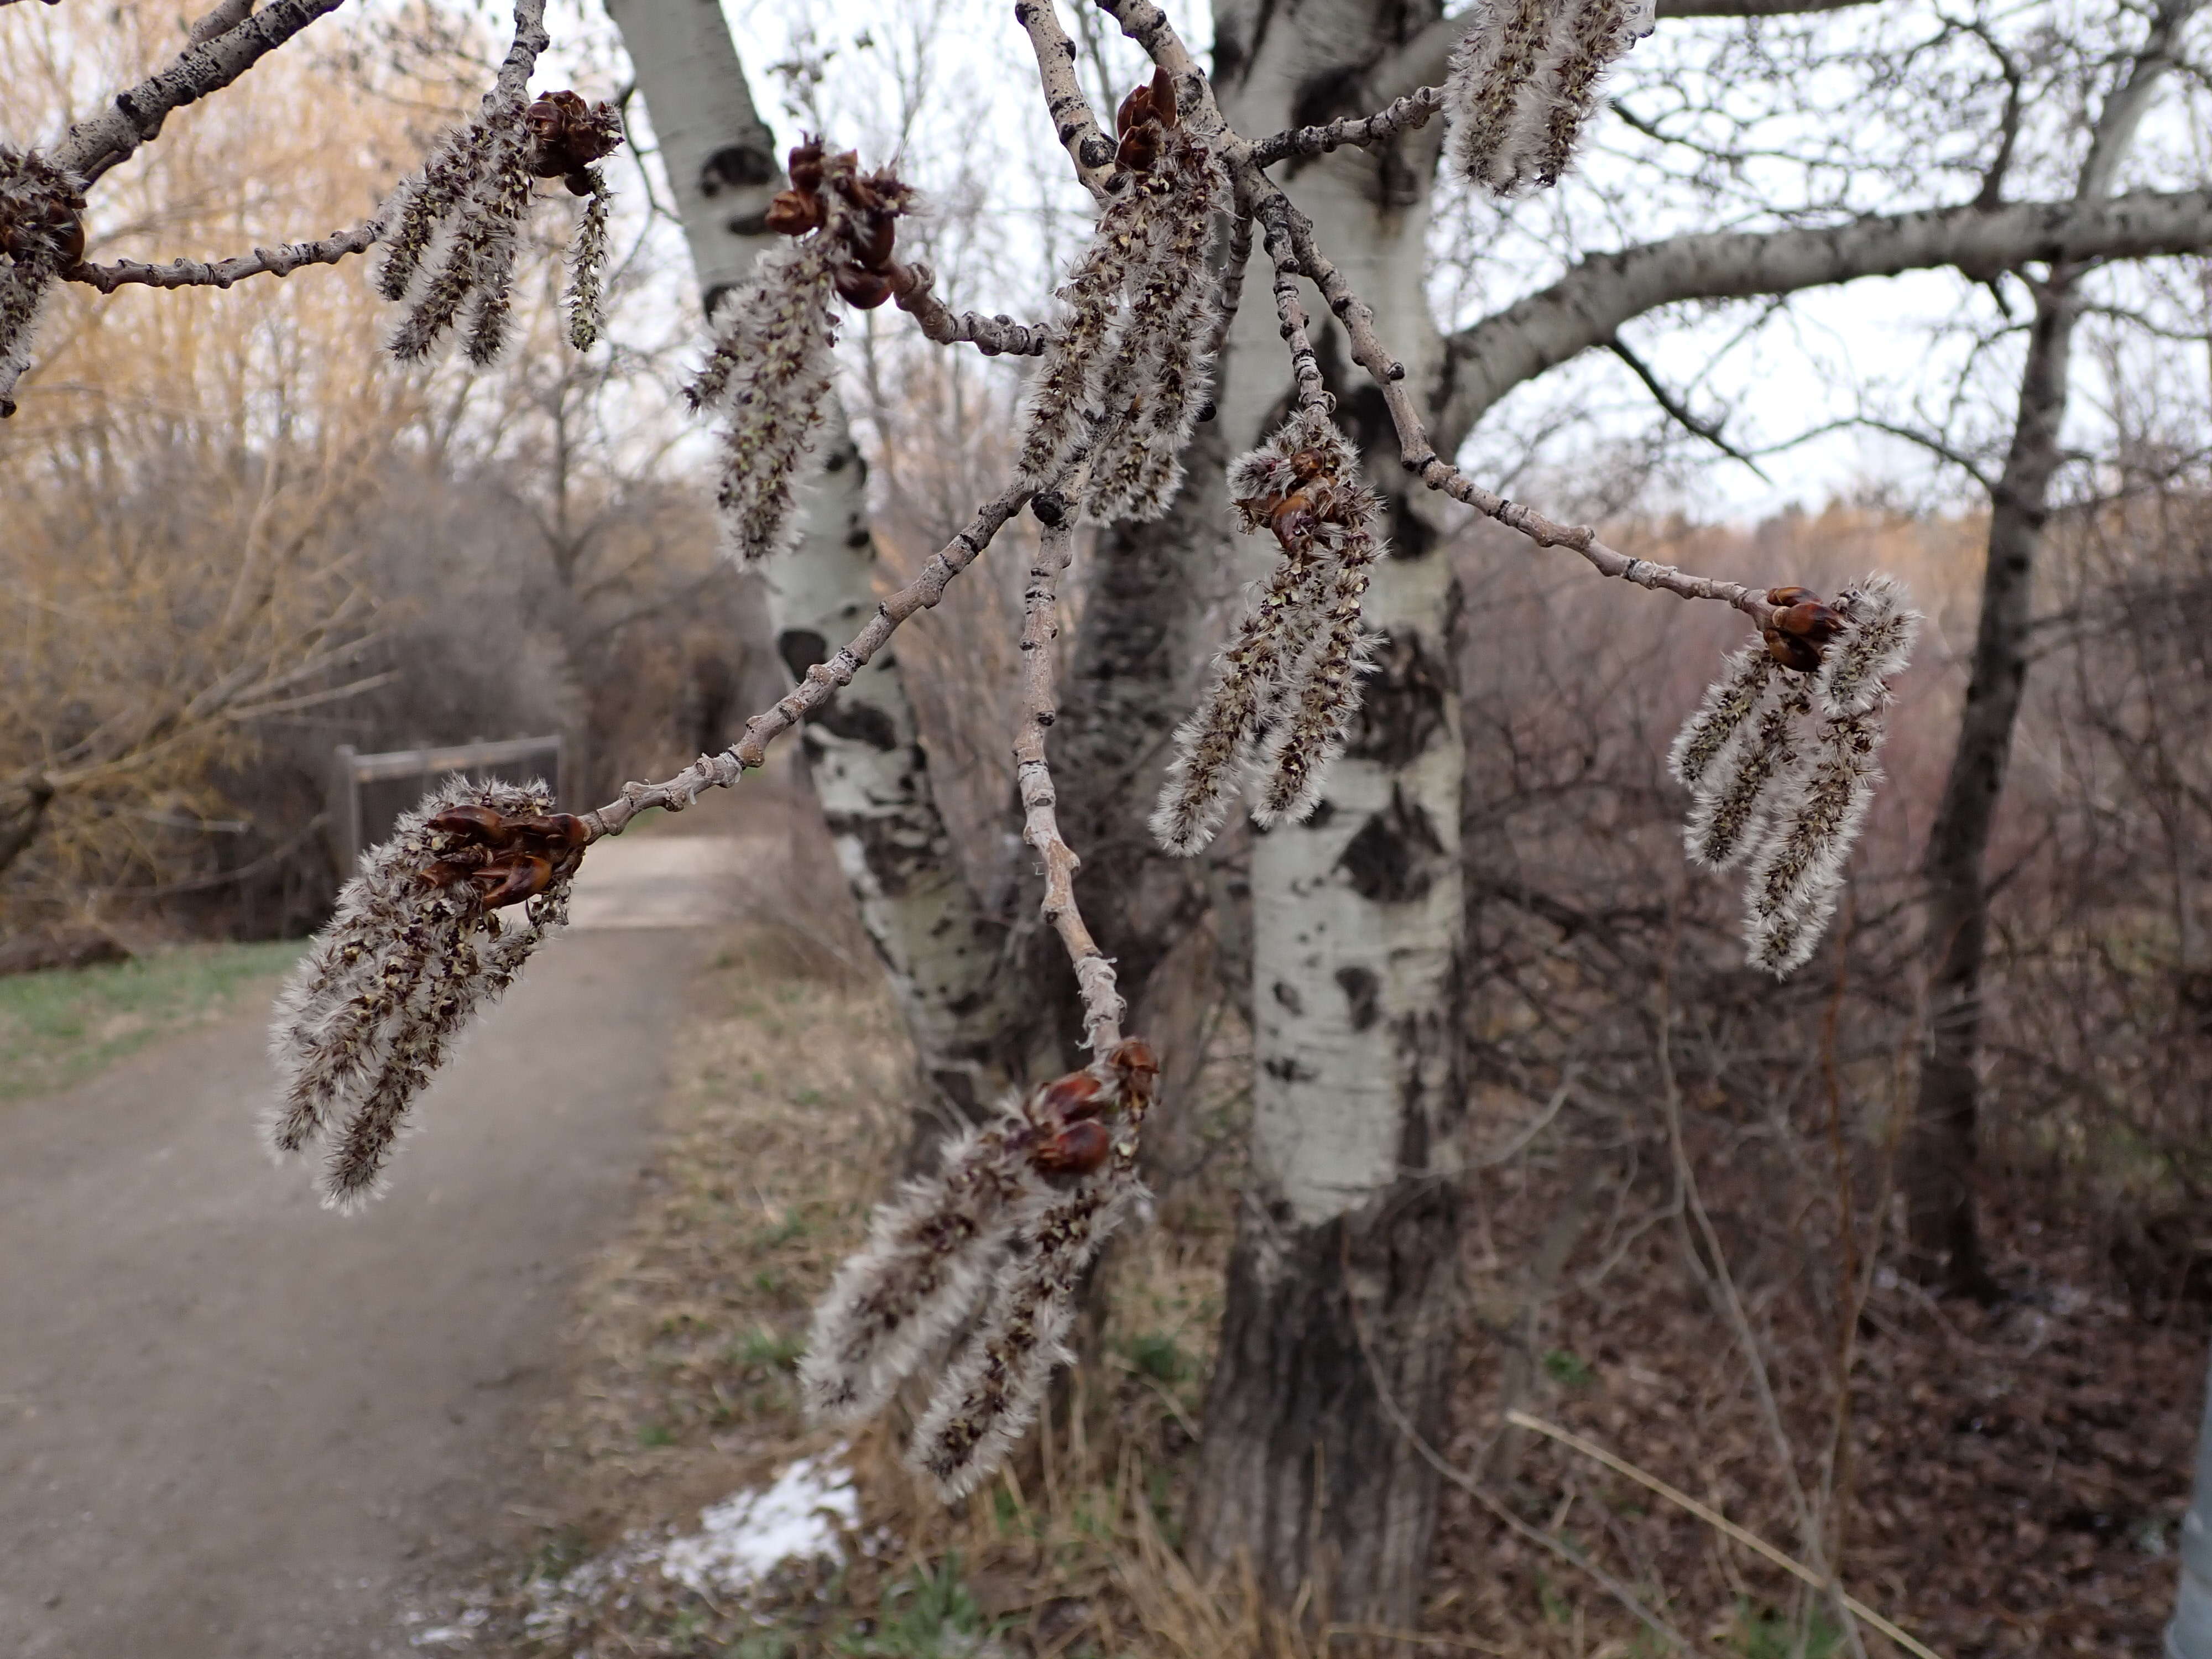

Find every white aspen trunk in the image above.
[606,0,1024,1122]
[1188,1,1468,1636]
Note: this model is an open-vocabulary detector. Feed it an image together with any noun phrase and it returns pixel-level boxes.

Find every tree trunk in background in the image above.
[1907,278,2077,1297]
[607,0,1026,1125]
[1906,2,2193,1296]
[1186,1,1468,1636]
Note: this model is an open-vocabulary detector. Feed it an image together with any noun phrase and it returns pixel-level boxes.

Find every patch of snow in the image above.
[520,1447,859,1637]
[658,1450,859,1595]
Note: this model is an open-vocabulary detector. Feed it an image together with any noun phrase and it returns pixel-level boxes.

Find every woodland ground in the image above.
[435,879,2203,1659]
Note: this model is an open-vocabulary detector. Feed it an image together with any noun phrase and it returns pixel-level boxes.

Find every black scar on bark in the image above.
[699,142,775,197]
[778,628,899,750]
[1335,965,1379,1031]
[1273,979,1306,1016]
[820,806,947,901]
[1337,787,1447,905]
[1347,625,1451,769]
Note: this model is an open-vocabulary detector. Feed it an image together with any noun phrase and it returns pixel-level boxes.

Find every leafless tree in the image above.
[9,0,2212,1643]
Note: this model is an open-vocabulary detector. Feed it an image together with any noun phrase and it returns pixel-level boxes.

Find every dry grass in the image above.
[450,901,1266,1659]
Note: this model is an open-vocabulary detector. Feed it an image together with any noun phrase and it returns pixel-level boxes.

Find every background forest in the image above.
[3,0,2211,1656]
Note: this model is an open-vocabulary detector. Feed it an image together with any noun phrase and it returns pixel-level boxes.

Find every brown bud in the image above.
[1103,1037,1159,1096]
[1037,1070,1108,1123]
[1032,1118,1113,1177]
[1115,82,1154,139]
[1148,66,1178,130]
[1777,599,1843,641]
[427,804,517,847]
[473,852,554,909]
[1116,125,1162,174]
[788,139,826,194]
[843,208,896,270]
[764,188,826,236]
[834,267,894,309]
[513,813,590,854]
[523,90,624,180]
[1762,628,1825,674]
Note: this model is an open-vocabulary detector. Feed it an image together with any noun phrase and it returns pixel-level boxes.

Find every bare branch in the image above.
[1017,512,1124,1047]
[1441,187,2212,442]
[1013,0,1120,201]
[1606,333,1769,477]
[49,0,354,184]
[889,259,1052,356]
[65,220,379,292]
[580,481,1031,839]
[186,0,258,47]
[1250,85,1448,169]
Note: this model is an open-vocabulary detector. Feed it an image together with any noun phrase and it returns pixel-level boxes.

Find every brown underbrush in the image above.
[443,889,2197,1659]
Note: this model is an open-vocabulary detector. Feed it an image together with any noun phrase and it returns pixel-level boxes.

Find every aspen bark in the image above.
[606,0,1022,1122]
[1186,1,1468,1636]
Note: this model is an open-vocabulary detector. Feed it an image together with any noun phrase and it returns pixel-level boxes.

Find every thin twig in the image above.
[1655,978,1870,1659]
[580,481,1030,840]
[1016,511,1124,1047]
[66,220,380,291]
[1250,84,1449,167]
[889,259,1052,356]
[1503,1411,1947,1659]
[1259,215,1328,413]
[1334,1235,1709,1655]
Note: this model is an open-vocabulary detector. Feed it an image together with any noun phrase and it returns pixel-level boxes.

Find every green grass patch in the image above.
[0,938,305,1103]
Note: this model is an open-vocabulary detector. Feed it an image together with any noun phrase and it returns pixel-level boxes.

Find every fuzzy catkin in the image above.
[1015,192,1153,489]
[387,107,534,364]
[1152,541,1332,854]
[1816,572,1920,720]
[1253,530,1381,827]
[799,1115,1042,1424]
[1668,643,1776,789]
[0,146,79,418]
[907,1161,1143,1499]
[685,237,841,562]
[376,118,499,303]
[1737,574,1921,975]
[1741,707,1881,976]
[266,777,569,1210]
[1083,133,1226,523]
[1154,406,1384,852]
[1446,0,1654,195]
[564,174,612,352]
[1683,676,1811,870]
[0,256,53,419]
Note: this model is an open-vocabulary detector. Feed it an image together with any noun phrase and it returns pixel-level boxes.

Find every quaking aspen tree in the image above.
[10,0,2212,1640]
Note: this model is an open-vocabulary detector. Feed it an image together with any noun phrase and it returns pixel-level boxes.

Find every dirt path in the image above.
[0,834,758,1658]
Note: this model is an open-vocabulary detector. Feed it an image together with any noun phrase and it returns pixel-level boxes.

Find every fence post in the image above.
[330,744,360,875]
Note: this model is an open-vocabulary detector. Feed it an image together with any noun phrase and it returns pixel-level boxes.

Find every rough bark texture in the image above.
[1198,1180,1464,1628]
[607,0,1024,1125]
[1187,0,1469,1637]
[1906,2,2194,1296]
